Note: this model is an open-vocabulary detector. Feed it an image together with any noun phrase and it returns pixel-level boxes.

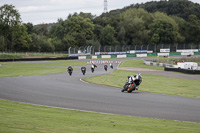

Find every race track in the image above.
[0,58,200,123]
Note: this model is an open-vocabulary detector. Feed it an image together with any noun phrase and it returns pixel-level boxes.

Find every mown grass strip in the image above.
[119,59,164,70]
[0,61,86,77]
[0,99,199,133]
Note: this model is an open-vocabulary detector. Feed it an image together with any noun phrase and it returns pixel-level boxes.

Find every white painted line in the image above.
[80,78,89,84]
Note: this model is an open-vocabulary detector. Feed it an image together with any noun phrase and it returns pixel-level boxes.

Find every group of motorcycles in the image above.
[67,64,142,93]
[68,64,113,76]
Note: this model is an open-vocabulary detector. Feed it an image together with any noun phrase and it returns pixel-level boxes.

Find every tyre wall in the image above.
[164,67,200,74]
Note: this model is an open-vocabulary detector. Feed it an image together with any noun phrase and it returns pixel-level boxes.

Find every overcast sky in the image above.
[1,0,199,25]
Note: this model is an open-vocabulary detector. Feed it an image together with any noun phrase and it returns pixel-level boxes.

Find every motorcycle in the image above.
[68,70,72,76]
[91,67,94,73]
[81,67,86,75]
[104,65,108,71]
[68,66,73,76]
[110,64,113,69]
[121,73,142,93]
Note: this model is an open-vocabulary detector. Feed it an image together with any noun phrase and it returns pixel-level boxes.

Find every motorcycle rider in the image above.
[81,66,86,75]
[91,62,97,68]
[128,73,142,90]
[68,66,73,76]
[104,65,108,71]
[91,64,95,73]
[110,63,113,69]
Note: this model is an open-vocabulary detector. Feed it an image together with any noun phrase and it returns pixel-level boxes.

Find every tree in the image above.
[49,18,65,39]
[117,26,126,45]
[0,4,21,52]
[93,24,103,41]
[119,8,151,45]
[149,19,177,44]
[186,15,200,44]
[171,16,186,44]
[64,15,94,47]
[29,33,54,52]
[79,12,95,20]
[11,24,31,52]
[24,22,35,34]
[100,25,117,46]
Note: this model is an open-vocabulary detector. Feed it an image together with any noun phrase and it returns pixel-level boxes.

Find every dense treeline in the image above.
[0,0,200,53]
[128,0,200,20]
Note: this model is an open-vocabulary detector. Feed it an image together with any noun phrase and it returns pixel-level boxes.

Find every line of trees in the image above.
[0,0,200,53]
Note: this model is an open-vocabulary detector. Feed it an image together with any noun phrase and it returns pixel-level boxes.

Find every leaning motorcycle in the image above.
[121,73,142,93]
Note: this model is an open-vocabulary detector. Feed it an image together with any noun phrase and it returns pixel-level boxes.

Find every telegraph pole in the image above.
[104,0,108,13]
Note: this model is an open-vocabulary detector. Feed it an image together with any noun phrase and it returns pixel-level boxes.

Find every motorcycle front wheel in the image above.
[127,83,136,93]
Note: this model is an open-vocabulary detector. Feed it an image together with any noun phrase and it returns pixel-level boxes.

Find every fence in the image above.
[69,44,200,56]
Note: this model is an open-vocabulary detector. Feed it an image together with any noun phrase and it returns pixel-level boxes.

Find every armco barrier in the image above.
[165,67,200,74]
[143,60,176,68]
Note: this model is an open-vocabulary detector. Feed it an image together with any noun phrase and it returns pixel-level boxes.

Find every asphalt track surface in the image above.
[0,58,200,123]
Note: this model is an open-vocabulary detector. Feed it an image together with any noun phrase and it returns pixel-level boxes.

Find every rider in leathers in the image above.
[128,73,142,90]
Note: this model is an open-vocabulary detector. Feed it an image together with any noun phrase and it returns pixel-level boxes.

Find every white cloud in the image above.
[19,6,49,13]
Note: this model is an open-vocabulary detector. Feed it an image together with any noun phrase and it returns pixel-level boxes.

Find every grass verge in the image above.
[119,59,164,70]
[0,99,199,133]
[84,70,200,98]
[0,61,86,77]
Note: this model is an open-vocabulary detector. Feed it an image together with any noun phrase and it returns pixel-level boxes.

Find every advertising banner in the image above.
[130,50,148,53]
[95,52,127,55]
[160,49,170,53]
[176,49,198,53]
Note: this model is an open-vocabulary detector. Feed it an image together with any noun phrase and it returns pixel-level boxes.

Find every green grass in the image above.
[0,61,86,77]
[0,99,199,133]
[84,70,200,98]
[120,59,164,70]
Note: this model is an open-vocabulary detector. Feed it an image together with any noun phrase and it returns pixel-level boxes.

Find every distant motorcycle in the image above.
[68,66,73,76]
[121,73,142,93]
[110,64,113,69]
[68,71,72,76]
[91,67,94,73]
[81,67,86,75]
[91,64,95,73]
[104,65,108,71]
